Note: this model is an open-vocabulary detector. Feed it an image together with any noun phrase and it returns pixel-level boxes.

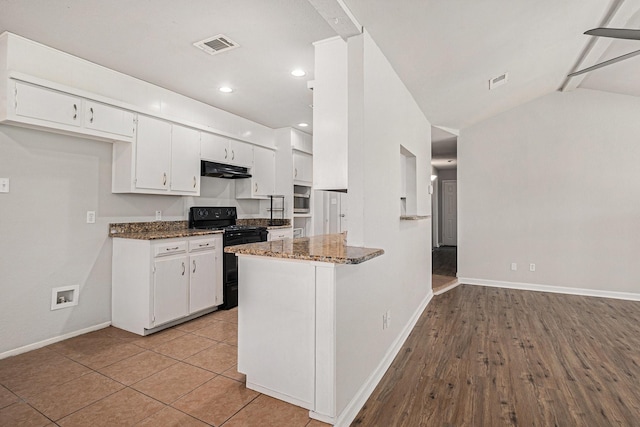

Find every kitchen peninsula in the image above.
[225,234,384,425]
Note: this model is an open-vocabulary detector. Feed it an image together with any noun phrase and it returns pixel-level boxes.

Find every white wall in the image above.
[333,30,432,417]
[458,88,640,297]
[0,126,185,355]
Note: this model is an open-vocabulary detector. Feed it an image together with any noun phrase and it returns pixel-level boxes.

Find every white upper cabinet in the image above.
[236,145,275,199]
[170,124,200,193]
[229,140,254,167]
[201,132,253,167]
[312,37,349,191]
[293,151,313,185]
[6,80,136,143]
[113,115,201,196]
[135,115,172,191]
[13,81,82,127]
[83,100,136,138]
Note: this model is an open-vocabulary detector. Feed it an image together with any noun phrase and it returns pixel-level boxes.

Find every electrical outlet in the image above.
[86,211,96,224]
[529,263,536,272]
[511,263,517,271]
[0,178,9,193]
[155,210,162,221]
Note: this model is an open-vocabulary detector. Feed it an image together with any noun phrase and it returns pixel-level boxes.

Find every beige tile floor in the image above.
[0,308,330,427]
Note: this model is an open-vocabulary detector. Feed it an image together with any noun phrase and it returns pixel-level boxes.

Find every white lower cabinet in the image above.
[153,255,189,325]
[112,234,222,335]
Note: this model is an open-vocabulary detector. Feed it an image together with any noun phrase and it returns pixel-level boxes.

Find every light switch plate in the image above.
[0,178,9,193]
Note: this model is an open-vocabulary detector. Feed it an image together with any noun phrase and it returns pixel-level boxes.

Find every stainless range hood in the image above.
[201,161,251,179]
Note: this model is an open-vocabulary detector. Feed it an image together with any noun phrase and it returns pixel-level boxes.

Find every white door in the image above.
[253,146,275,196]
[189,251,217,313]
[442,180,457,246]
[83,101,135,138]
[229,140,254,167]
[324,192,348,234]
[170,124,200,193]
[153,256,189,326]
[14,81,82,127]
[200,132,230,163]
[135,115,171,191]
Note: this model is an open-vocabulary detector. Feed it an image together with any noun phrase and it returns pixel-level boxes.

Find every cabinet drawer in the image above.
[154,241,187,257]
[189,237,219,252]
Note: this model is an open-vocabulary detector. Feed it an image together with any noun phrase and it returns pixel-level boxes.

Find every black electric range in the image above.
[189,207,267,309]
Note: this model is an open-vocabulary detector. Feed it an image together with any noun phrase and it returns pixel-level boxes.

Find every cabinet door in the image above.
[83,101,136,138]
[189,251,219,313]
[201,132,230,163]
[153,256,189,326]
[253,146,275,197]
[14,81,82,127]
[293,151,313,184]
[229,140,253,167]
[135,115,171,191]
[171,124,200,193]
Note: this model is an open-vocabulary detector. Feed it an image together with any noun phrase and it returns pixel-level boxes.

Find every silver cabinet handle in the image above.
[231,150,235,160]
[254,182,258,193]
[193,260,196,273]
[181,262,185,276]
[193,176,196,188]
[294,168,298,178]
[224,148,228,159]
[166,246,179,251]
[163,173,167,186]
[73,103,77,120]
[198,243,210,247]
[89,107,94,123]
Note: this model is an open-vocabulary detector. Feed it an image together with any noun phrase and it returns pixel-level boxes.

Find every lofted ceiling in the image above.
[1,1,639,143]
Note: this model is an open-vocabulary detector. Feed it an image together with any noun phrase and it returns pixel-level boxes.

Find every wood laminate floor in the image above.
[353,285,640,426]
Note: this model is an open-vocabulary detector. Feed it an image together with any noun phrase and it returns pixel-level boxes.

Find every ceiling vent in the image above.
[489,72,509,90]
[193,34,239,55]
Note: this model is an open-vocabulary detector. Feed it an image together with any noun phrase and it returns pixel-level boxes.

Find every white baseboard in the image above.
[331,291,434,427]
[0,321,112,360]
[458,277,640,301]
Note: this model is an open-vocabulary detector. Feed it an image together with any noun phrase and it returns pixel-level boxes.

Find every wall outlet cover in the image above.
[0,178,9,193]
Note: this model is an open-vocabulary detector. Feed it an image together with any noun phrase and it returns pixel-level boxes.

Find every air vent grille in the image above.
[193,34,239,56]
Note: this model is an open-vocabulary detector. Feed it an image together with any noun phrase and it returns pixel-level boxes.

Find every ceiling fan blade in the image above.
[567,48,640,77]
[585,27,640,40]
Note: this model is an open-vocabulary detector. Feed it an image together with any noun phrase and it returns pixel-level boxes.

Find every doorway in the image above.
[431,171,458,294]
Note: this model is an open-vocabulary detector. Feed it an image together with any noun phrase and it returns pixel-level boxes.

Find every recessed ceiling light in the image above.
[219,86,233,93]
[291,69,306,77]
[298,122,309,127]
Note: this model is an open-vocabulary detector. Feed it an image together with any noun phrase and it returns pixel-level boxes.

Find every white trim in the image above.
[247,381,312,410]
[328,291,434,427]
[0,321,112,360]
[459,278,640,302]
[434,279,460,295]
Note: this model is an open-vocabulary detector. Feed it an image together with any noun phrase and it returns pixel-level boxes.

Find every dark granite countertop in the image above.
[109,221,222,240]
[224,233,384,265]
